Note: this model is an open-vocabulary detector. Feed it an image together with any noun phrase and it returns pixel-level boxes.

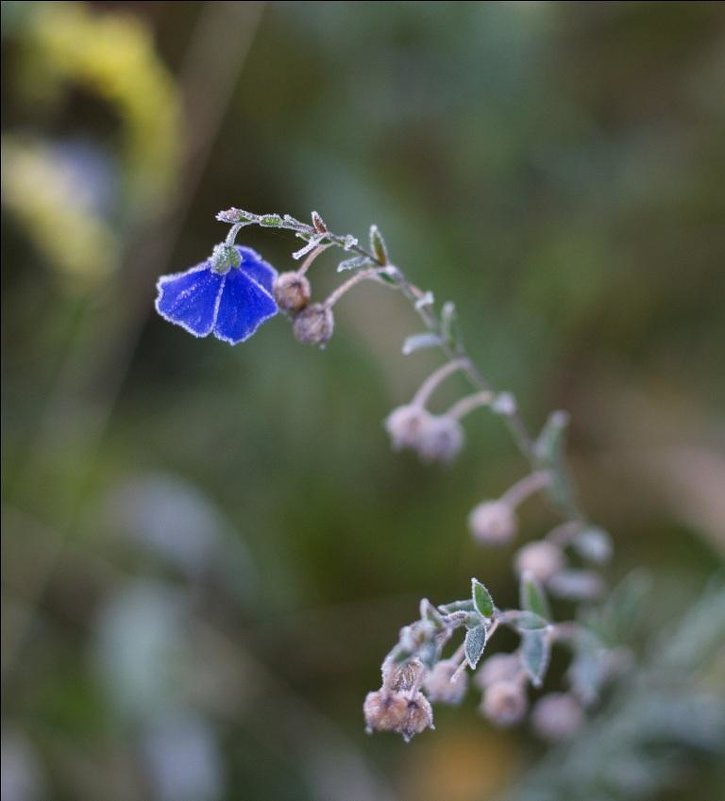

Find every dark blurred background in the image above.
[2,3,724,800]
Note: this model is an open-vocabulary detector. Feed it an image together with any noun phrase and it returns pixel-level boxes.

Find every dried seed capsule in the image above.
[515,541,565,582]
[385,405,433,451]
[363,690,409,734]
[416,415,464,464]
[423,659,468,705]
[292,303,334,347]
[382,657,426,692]
[480,681,528,727]
[273,271,311,312]
[468,500,518,546]
[530,692,584,741]
[363,690,434,742]
[474,652,522,690]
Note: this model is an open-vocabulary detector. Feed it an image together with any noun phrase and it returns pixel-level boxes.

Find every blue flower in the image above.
[155,246,278,344]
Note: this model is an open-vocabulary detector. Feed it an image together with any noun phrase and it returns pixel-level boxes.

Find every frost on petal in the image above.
[234,246,277,294]
[213,268,277,344]
[155,264,223,337]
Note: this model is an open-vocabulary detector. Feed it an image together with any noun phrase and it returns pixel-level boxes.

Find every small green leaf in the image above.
[465,624,487,669]
[591,569,650,643]
[472,578,494,618]
[521,630,550,687]
[502,610,549,631]
[402,332,443,355]
[438,599,475,615]
[520,572,551,620]
[440,301,463,350]
[534,411,574,509]
[369,224,389,264]
[567,630,606,704]
[260,214,283,227]
[419,598,445,629]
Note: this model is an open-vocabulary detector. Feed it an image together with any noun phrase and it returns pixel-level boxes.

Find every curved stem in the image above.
[297,243,330,276]
[445,390,495,421]
[324,268,382,308]
[216,208,585,522]
[500,470,551,508]
[411,357,470,408]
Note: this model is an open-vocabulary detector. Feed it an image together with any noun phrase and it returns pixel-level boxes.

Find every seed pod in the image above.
[292,303,334,347]
[530,692,584,741]
[273,271,311,312]
[468,500,518,546]
[363,690,434,742]
[474,652,522,690]
[515,541,565,582]
[384,405,433,450]
[424,659,468,705]
[416,415,464,464]
[480,680,528,727]
[382,657,426,692]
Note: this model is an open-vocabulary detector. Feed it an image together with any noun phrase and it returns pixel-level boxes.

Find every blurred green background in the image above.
[2,2,724,800]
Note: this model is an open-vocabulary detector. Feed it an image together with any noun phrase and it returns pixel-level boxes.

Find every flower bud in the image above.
[530,692,583,741]
[416,415,464,464]
[514,541,565,582]
[292,303,334,347]
[547,569,604,601]
[385,405,433,451]
[363,690,434,742]
[480,680,528,727]
[474,652,522,690]
[468,501,518,546]
[423,659,468,705]
[273,271,311,312]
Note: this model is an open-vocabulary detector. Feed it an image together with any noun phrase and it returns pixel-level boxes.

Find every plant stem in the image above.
[222,210,582,523]
[324,268,382,308]
[501,470,552,508]
[445,391,495,421]
[411,357,470,407]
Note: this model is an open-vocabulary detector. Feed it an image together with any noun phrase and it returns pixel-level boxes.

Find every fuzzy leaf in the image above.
[471,578,495,618]
[402,332,443,355]
[440,301,463,350]
[369,225,389,264]
[521,630,550,687]
[259,214,283,227]
[419,598,445,629]
[503,610,549,631]
[520,572,551,620]
[465,624,487,669]
[534,411,574,509]
[337,255,373,273]
[438,599,475,615]
[567,631,607,705]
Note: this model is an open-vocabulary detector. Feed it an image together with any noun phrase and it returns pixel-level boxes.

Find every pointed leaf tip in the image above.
[472,578,494,618]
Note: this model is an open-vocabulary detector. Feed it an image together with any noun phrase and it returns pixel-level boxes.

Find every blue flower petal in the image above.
[212,266,278,344]
[155,264,224,337]
[234,246,276,294]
